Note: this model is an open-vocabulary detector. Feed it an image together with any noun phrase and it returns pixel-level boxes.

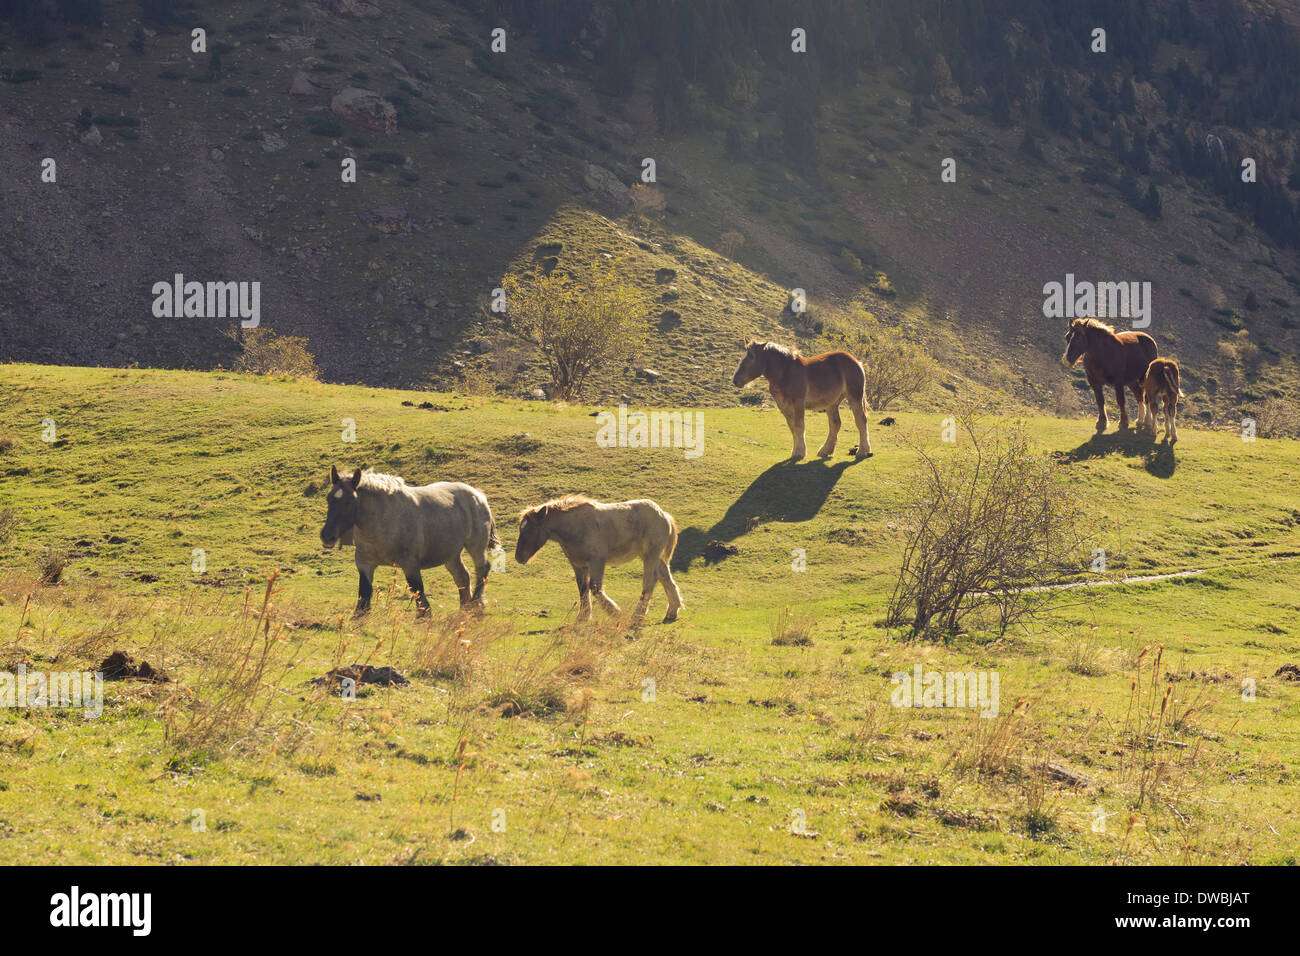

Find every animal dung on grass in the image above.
[702,540,739,563]
[310,664,410,689]
[97,651,169,683]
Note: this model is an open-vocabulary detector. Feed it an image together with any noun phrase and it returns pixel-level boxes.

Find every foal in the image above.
[515,495,684,624]
[732,340,872,460]
[1139,357,1183,443]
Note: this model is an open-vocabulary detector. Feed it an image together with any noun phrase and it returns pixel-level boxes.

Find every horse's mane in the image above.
[1071,318,1117,335]
[522,494,596,517]
[748,339,802,359]
[357,470,409,494]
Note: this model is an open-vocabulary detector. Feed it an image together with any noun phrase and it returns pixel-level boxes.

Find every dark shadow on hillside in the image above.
[1061,429,1176,478]
[673,457,862,571]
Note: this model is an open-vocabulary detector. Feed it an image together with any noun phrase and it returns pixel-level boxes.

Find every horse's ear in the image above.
[351,468,362,488]
[537,505,550,520]
[330,465,340,484]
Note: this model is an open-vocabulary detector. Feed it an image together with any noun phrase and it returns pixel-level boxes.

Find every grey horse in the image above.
[320,466,499,615]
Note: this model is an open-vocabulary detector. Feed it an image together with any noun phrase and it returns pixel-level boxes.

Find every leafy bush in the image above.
[503,264,650,401]
[230,328,319,379]
[861,333,936,410]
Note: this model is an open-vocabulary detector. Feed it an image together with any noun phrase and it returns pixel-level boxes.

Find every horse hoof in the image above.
[662,612,678,623]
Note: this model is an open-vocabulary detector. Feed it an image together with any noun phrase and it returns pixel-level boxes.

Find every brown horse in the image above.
[732,340,872,460]
[1139,357,1183,443]
[1062,318,1157,432]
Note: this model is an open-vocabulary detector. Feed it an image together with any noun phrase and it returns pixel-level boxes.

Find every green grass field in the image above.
[1,363,1297,864]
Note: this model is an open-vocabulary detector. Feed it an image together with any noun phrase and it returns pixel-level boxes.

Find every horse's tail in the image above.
[852,356,871,411]
[1169,362,1184,398]
[488,513,501,552]
[662,513,679,564]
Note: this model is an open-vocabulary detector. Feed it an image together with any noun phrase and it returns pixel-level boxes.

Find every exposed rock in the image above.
[636,367,662,381]
[332,0,382,19]
[1046,759,1094,789]
[331,87,397,135]
[79,125,102,146]
[358,205,411,234]
[288,71,327,96]
[272,35,315,51]
[260,131,287,153]
[583,163,631,208]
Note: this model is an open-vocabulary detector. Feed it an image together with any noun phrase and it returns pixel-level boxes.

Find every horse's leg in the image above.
[1167,393,1178,443]
[1129,383,1147,430]
[404,568,430,616]
[354,558,375,616]
[848,391,872,457]
[573,565,592,621]
[1115,385,1129,430]
[469,547,490,606]
[1091,381,1108,432]
[657,561,683,623]
[786,404,807,460]
[589,559,621,617]
[632,557,658,622]
[816,403,841,458]
[444,554,471,606]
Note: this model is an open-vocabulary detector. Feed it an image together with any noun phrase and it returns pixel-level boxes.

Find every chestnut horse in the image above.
[1062,318,1157,432]
[1139,357,1183,443]
[732,340,872,460]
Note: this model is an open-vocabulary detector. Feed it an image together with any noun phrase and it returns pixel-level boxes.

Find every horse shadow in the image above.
[673,457,859,571]
[1061,428,1176,478]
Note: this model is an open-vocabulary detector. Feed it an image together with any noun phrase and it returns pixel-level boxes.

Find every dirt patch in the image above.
[1274,663,1300,681]
[97,650,169,682]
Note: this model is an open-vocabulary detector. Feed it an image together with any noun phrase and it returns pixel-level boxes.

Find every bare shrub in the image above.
[861,332,937,410]
[1251,396,1300,439]
[503,262,650,400]
[229,327,320,379]
[886,413,1088,637]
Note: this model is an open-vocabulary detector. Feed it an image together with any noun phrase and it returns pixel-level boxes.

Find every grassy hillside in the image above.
[0,362,1297,864]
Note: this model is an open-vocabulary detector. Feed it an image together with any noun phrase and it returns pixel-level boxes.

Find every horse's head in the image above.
[320,465,362,548]
[515,506,550,564]
[1063,319,1091,367]
[733,340,766,387]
